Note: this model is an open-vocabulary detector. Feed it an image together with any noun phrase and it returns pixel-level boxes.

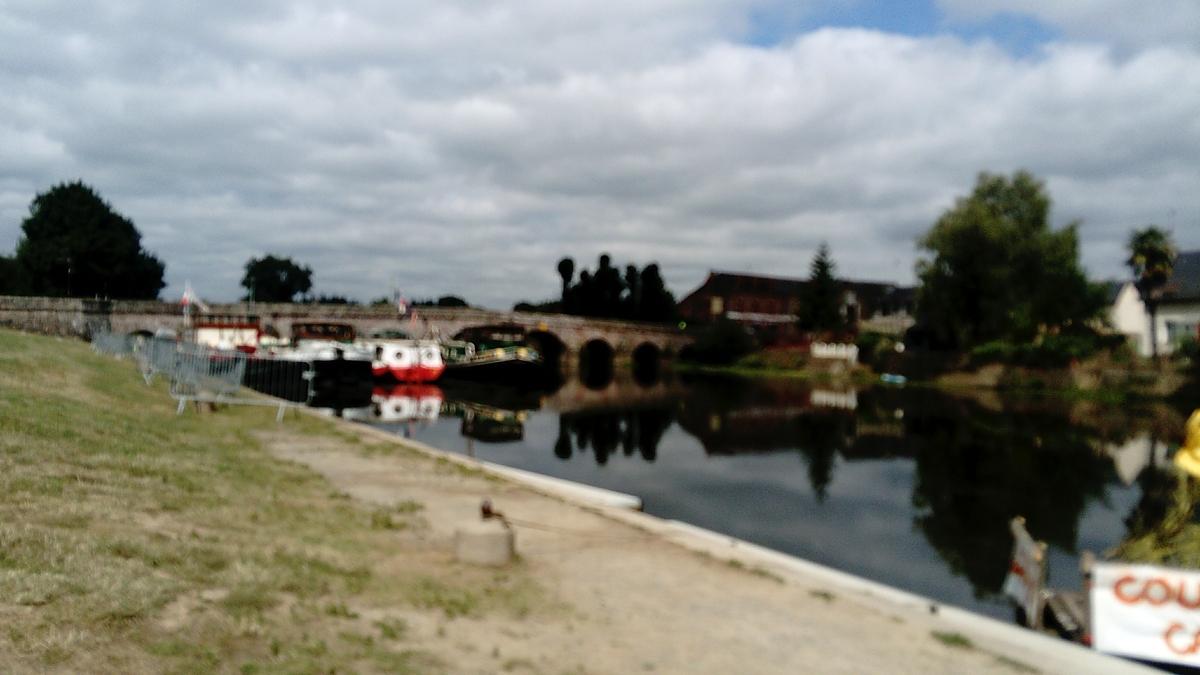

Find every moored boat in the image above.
[274,322,374,407]
[367,339,445,382]
[193,314,262,353]
[441,324,544,385]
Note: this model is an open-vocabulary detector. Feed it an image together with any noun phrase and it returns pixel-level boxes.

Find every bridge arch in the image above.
[632,342,662,386]
[579,338,615,390]
[526,329,567,377]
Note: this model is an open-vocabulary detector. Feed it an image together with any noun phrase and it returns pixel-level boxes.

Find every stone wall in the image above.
[0,296,111,338]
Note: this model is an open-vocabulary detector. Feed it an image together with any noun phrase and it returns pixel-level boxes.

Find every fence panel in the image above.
[96,332,316,419]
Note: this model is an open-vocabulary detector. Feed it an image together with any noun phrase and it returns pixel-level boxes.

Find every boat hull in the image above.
[443,356,546,386]
[372,364,446,383]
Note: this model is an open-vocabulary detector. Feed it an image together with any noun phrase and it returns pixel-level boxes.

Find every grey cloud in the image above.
[0,4,1197,308]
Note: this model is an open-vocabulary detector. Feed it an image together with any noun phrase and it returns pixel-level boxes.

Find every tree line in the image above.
[0,181,464,307]
[515,254,676,323]
[2,177,1183,358]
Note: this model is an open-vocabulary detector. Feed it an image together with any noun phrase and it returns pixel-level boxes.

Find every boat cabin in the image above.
[291,322,356,343]
[452,324,526,350]
[193,314,262,353]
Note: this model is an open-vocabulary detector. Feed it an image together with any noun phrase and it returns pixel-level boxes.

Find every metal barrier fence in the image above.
[93,332,316,419]
[91,330,135,358]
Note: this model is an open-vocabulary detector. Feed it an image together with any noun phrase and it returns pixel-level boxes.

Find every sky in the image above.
[1,1,1197,309]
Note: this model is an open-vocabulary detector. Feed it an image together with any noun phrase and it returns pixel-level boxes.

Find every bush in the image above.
[855,331,896,370]
[968,340,1016,366]
[969,331,1112,369]
[1175,337,1199,365]
[683,319,757,366]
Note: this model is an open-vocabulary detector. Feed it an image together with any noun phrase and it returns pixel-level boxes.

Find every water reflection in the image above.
[354,370,1190,618]
[553,409,673,464]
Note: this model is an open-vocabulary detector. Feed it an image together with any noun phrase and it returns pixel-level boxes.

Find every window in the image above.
[1166,320,1199,346]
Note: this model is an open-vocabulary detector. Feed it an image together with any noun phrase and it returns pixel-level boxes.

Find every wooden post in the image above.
[1004,516,1048,630]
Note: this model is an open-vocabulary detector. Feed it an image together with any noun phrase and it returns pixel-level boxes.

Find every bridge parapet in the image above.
[0,296,692,358]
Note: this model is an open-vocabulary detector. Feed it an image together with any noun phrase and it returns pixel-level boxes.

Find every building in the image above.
[1106,251,1200,356]
[1155,250,1200,355]
[676,271,915,344]
[1106,281,1147,353]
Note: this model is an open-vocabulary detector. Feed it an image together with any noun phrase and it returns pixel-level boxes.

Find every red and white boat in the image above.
[367,339,445,382]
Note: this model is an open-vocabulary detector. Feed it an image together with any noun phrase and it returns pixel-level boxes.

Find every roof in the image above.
[683,270,913,301]
[1101,280,1127,304]
[1164,251,1200,303]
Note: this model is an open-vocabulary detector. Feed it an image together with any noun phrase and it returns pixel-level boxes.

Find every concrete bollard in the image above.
[454,519,515,566]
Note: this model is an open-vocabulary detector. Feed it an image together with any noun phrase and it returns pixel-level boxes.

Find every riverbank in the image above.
[678,347,1193,403]
[0,329,1149,673]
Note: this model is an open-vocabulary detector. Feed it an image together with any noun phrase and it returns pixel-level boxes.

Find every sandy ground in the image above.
[259,422,1059,675]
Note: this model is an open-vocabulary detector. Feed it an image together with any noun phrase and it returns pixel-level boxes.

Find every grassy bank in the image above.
[0,329,541,673]
[674,358,876,386]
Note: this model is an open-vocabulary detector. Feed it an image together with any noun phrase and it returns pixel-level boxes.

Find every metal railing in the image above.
[91,330,136,358]
[93,331,316,419]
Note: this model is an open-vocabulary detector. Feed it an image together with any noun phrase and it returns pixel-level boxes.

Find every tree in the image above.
[1126,226,1176,360]
[241,255,312,302]
[595,253,623,317]
[915,171,1104,348]
[556,257,574,305]
[14,181,165,299]
[799,243,842,333]
[312,294,356,305]
[0,255,26,295]
[636,263,676,323]
[623,264,641,319]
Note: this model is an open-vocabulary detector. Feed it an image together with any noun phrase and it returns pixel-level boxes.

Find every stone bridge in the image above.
[0,296,693,370]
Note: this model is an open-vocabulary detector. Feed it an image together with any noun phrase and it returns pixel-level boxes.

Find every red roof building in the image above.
[677,271,915,344]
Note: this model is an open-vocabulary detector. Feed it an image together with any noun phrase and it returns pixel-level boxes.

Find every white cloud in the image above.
[0,3,1197,308]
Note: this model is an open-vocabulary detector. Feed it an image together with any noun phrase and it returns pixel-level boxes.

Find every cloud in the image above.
[0,2,1197,307]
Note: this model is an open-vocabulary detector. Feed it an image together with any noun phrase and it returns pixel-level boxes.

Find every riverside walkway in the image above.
[277,411,1155,674]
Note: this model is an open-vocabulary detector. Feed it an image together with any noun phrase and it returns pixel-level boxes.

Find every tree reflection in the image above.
[673,377,856,500]
[556,409,673,464]
[901,393,1122,599]
[669,376,1181,600]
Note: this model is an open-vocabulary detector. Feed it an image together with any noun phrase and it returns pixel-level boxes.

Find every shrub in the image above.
[968,331,1111,369]
[855,331,896,370]
[1175,337,1199,365]
[683,319,757,365]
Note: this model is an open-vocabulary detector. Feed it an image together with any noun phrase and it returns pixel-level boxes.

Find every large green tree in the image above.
[799,242,842,333]
[241,255,313,302]
[1126,226,1176,359]
[0,255,26,294]
[915,171,1104,347]
[14,181,166,299]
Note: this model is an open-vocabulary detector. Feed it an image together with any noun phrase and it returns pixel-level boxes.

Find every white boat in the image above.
[365,339,445,382]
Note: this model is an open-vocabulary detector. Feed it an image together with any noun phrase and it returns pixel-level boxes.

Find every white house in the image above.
[1154,250,1200,355]
[1109,251,1200,357]
[1108,281,1149,354]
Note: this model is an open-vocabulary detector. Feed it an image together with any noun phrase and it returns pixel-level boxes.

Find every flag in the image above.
[181,281,210,312]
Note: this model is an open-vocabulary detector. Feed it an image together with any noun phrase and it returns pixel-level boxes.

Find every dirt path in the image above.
[265,427,1042,675]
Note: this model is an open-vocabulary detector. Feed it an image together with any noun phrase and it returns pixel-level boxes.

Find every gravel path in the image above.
[267,423,1062,675]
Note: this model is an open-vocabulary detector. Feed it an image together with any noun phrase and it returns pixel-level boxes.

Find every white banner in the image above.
[1092,562,1200,667]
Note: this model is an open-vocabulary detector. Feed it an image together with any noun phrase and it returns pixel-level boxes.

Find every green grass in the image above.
[931,631,974,650]
[0,328,543,672]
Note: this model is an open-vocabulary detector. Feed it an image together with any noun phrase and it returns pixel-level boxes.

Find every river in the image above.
[331,371,1188,622]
